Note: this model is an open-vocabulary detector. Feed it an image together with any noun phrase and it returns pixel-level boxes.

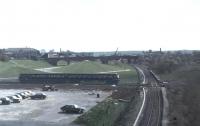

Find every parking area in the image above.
[0,89,111,126]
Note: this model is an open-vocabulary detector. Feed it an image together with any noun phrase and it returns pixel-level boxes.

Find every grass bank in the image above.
[10,60,52,69]
[75,98,127,126]
[75,88,139,126]
[0,61,46,78]
[0,60,138,85]
[52,61,138,84]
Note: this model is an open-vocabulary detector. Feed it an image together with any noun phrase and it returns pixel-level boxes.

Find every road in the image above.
[134,67,163,126]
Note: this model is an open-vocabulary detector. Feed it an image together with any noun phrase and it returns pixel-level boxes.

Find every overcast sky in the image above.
[0,0,200,52]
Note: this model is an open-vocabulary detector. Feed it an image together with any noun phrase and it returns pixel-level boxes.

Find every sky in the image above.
[0,0,200,52]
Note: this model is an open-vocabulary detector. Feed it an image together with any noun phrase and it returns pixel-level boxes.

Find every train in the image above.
[149,70,161,83]
[19,73,120,85]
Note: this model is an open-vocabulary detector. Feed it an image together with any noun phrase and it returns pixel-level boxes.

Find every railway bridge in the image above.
[45,55,139,65]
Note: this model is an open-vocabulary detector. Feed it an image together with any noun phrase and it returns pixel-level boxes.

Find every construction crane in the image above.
[114,48,118,56]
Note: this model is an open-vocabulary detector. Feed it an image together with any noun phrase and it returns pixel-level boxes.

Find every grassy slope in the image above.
[52,61,138,84]
[53,61,124,73]
[11,60,52,69]
[0,61,45,78]
[0,60,137,82]
[75,88,138,126]
[75,98,127,126]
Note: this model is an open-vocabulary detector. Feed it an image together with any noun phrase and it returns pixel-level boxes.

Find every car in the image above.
[7,96,21,103]
[26,91,35,96]
[60,104,85,114]
[0,97,11,105]
[17,92,30,99]
[14,94,23,100]
[16,93,26,99]
[23,91,33,97]
[30,93,46,100]
[42,85,58,91]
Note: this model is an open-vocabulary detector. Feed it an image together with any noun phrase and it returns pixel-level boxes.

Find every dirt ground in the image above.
[0,88,111,126]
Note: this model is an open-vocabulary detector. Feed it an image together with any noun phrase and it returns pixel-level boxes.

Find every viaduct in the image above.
[45,55,139,66]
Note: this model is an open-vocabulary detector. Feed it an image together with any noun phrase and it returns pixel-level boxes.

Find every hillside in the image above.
[0,60,138,84]
[10,60,52,69]
[52,61,138,84]
[0,61,45,78]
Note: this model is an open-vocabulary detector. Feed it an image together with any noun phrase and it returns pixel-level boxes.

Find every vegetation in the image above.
[0,61,45,77]
[0,60,138,84]
[53,61,125,73]
[75,88,138,126]
[161,65,200,126]
[143,51,200,126]
[150,53,200,126]
[10,60,52,69]
[0,55,9,62]
[75,98,127,126]
[52,61,138,84]
[0,66,44,78]
[151,60,179,74]
[146,52,193,74]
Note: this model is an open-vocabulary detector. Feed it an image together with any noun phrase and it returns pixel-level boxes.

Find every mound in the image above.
[0,61,44,78]
[52,61,138,84]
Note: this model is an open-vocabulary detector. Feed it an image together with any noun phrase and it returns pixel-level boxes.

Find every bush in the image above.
[151,60,178,74]
[161,65,200,126]
[0,55,9,62]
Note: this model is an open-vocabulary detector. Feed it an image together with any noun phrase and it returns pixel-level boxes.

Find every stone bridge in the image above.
[45,55,139,65]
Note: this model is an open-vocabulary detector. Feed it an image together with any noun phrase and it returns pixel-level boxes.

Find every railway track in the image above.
[134,67,163,126]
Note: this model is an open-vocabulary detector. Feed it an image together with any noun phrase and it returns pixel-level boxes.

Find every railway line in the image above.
[134,67,163,126]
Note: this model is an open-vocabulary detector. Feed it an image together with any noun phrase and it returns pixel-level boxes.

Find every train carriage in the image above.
[19,73,120,85]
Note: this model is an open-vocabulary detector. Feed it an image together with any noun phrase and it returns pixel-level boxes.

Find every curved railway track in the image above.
[135,67,163,126]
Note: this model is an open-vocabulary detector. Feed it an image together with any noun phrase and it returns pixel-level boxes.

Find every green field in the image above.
[0,61,44,78]
[0,60,138,84]
[10,60,52,69]
[52,61,138,84]
[53,61,124,73]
